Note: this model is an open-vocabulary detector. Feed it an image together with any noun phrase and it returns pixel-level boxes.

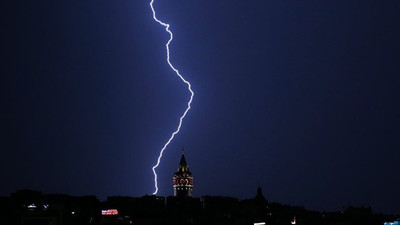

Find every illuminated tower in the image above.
[173,149,193,197]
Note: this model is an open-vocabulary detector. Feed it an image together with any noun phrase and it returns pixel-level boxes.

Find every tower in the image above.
[173,149,193,197]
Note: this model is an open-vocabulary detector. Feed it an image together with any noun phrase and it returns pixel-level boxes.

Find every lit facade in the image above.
[173,150,193,197]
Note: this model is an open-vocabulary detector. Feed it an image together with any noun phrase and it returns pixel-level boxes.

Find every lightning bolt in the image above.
[149,0,194,195]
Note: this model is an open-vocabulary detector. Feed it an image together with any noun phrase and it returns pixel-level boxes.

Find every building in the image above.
[173,149,194,197]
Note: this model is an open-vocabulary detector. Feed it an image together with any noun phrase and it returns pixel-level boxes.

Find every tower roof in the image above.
[176,149,190,174]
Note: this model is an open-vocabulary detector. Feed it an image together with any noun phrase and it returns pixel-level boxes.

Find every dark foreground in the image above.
[0,189,398,225]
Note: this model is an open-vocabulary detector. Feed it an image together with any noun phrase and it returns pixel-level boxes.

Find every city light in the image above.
[27,204,37,209]
[291,216,296,224]
[101,209,119,215]
[384,221,400,225]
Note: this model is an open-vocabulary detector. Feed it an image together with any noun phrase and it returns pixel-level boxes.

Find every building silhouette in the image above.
[0,150,397,224]
[173,149,193,197]
[0,188,396,225]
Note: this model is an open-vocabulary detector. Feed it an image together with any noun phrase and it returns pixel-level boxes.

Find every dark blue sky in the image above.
[1,0,399,214]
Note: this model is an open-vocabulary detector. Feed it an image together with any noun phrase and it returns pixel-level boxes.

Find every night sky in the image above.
[1,0,400,214]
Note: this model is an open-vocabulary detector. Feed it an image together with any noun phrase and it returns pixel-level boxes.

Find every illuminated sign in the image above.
[101,209,118,215]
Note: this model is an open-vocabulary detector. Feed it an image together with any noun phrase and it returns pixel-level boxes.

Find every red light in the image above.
[101,209,118,215]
